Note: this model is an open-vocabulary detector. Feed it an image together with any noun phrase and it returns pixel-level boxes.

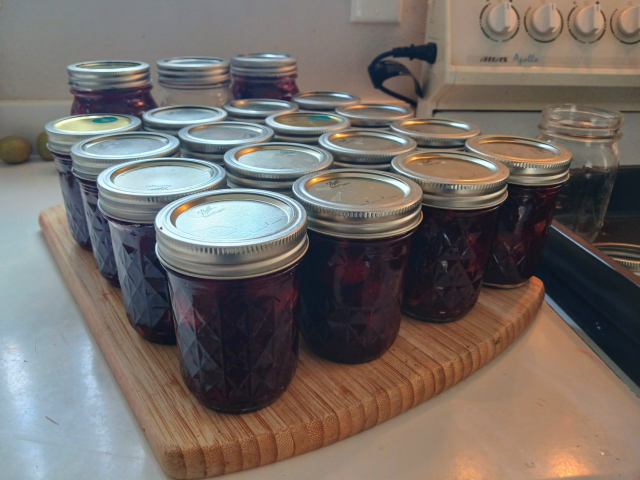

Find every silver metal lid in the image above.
[179,148,225,164]
[390,118,481,147]
[265,112,350,136]
[594,243,640,274]
[230,53,297,76]
[45,114,141,154]
[335,104,414,127]
[224,98,298,122]
[465,135,572,186]
[391,151,509,210]
[67,61,151,90]
[332,161,390,171]
[155,189,308,279]
[292,92,361,111]
[71,132,181,180]
[142,106,227,135]
[292,169,423,238]
[178,121,274,154]
[318,129,416,164]
[156,57,230,88]
[273,134,320,145]
[97,158,227,223]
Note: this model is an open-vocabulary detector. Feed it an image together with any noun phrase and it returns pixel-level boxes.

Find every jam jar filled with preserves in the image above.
[391,151,509,322]
[142,105,227,136]
[224,98,298,124]
[335,104,413,130]
[224,142,333,195]
[155,190,308,412]
[68,61,158,117]
[44,114,141,250]
[230,53,299,100]
[292,92,361,111]
[97,158,226,344]
[292,169,423,364]
[71,132,180,286]
[466,135,572,288]
[390,118,481,151]
[318,129,416,170]
[265,112,350,145]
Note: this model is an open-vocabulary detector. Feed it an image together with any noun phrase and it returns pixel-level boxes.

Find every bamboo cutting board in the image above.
[40,204,544,480]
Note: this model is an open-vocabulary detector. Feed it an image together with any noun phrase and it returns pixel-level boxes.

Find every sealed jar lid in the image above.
[230,53,297,76]
[224,98,298,123]
[142,106,227,135]
[318,129,416,166]
[465,135,572,186]
[71,131,180,180]
[224,143,333,193]
[156,57,230,87]
[97,158,226,223]
[594,243,640,275]
[178,121,274,154]
[155,189,308,279]
[391,151,509,209]
[292,169,423,238]
[266,112,350,137]
[68,60,151,90]
[390,118,481,147]
[292,92,361,111]
[45,114,141,154]
[335,104,413,127]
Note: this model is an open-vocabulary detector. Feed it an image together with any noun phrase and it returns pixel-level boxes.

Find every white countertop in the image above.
[2,160,640,480]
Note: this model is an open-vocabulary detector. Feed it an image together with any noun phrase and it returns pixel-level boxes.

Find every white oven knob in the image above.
[531,3,561,35]
[574,5,605,37]
[618,5,640,37]
[487,3,518,35]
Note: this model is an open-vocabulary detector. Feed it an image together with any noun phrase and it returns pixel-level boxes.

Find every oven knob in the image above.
[531,3,561,35]
[574,5,605,37]
[618,6,640,37]
[487,3,519,36]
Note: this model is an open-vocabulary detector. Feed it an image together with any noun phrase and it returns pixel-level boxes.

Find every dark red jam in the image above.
[76,177,120,287]
[70,85,158,118]
[230,73,299,101]
[300,229,413,364]
[166,263,301,413]
[403,205,499,322]
[107,218,174,344]
[485,182,564,288]
[52,152,91,250]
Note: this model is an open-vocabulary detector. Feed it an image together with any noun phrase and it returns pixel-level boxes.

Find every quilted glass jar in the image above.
[230,53,299,100]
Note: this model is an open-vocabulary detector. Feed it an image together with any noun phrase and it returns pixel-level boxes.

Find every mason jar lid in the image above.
[224,98,298,121]
[292,92,361,111]
[156,57,230,87]
[266,112,350,136]
[318,129,416,164]
[230,53,297,76]
[45,114,141,154]
[391,151,509,210]
[292,169,423,238]
[594,243,640,274]
[179,148,225,164]
[142,106,227,134]
[97,158,227,223]
[333,161,390,171]
[390,118,481,147]
[465,135,572,186]
[155,189,308,279]
[68,60,151,90]
[178,121,274,153]
[539,104,623,139]
[335,104,413,127]
[71,132,180,180]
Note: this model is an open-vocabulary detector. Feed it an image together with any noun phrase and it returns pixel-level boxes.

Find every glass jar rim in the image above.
[539,104,624,139]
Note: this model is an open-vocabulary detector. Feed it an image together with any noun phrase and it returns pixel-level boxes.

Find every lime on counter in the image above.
[0,136,32,165]
[37,132,53,161]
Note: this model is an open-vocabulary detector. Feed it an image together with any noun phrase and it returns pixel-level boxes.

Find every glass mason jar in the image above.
[156,57,232,108]
[335,104,414,130]
[67,61,157,117]
[44,114,141,250]
[224,98,298,124]
[390,118,481,150]
[71,132,180,286]
[178,121,274,165]
[223,142,333,196]
[391,151,509,322]
[155,190,308,413]
[318,129,416,170]
[538,104,623,242]
[230,53,299,100]
[265,111,350,145]
[142,105,227,136]
[97,158,226,344]
[466,135,572,288]
[292,169,423,364]
[292,91,361,111]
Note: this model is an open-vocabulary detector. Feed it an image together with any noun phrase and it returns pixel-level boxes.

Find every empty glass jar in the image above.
[231,53,299,100]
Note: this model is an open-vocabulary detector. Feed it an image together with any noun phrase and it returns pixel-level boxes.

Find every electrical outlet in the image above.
[350,0,402,24]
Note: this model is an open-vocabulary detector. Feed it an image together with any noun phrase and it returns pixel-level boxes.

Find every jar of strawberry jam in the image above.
[391,151,509,322]
[97,158,226,344]
[71,132,180,286]
[45,114,141,250]
[142,105,227,136]
[292,169,423,364]
[466,135,572,288]
[230,53,299,100]
[390,118,481,150]
[266,112,350,145]
[68,61,158,117]
[155,190,308,412]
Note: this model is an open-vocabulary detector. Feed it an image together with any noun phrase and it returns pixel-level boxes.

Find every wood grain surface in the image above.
[40,204,545,479]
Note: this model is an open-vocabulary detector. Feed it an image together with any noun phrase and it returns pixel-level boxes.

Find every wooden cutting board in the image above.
[40,204,544,480]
